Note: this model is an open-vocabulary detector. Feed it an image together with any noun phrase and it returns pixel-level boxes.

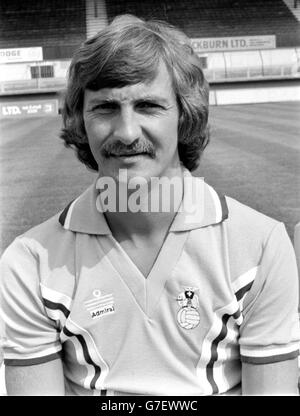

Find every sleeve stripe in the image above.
[241,349,299,365]
[240,343,299,357]
[4,351,62,367]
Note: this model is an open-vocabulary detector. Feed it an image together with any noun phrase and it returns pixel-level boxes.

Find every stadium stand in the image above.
[0,0,87,94]
[0,0,86,59]
[283,0,300,21]
[1,0,299,57]
[106,0,300,47]
[0,1,299,99]
[104,0,300,85]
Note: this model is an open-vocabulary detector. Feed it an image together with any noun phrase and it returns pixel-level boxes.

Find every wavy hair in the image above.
[60,14,210,172]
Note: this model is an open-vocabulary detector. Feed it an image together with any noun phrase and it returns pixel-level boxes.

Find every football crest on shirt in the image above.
[176,287,200,330]
[84,289,115,319]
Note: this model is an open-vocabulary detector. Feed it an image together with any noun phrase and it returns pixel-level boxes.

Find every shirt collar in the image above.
[58,170,228,234]
[170,169,228,231]
[58,182,111,235]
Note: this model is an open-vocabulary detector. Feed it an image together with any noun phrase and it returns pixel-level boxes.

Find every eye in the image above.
[91,102,118,113]
[136,101,164,112]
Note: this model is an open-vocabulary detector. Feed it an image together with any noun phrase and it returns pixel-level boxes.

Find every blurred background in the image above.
[0,0,299,395]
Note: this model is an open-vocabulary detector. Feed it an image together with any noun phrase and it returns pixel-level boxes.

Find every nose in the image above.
[112,107,141,145]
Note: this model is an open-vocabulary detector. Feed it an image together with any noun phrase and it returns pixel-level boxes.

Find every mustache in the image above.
[101,140,156,158]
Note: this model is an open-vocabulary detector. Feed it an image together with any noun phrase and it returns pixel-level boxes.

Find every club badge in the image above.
[176,287,200,330]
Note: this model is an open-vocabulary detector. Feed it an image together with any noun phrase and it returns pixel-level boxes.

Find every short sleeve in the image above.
[0,237,62,366]
[239,222,300,364]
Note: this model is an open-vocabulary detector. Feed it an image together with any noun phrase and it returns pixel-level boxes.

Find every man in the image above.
[0,15,299,396]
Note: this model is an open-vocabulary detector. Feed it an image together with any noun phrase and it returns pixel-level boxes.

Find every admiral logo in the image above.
[84,289,115,319]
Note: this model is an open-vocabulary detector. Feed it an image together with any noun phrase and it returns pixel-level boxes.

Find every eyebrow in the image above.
[86,95,171,107]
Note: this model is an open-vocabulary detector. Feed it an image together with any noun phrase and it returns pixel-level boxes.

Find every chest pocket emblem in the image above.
[176,287,200,330]
[84,289,115,319]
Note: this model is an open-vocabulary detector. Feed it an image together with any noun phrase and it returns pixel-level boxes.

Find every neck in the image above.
[101,167,184,239]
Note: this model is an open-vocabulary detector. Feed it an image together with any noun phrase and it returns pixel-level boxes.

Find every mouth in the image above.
[110,152,151,158]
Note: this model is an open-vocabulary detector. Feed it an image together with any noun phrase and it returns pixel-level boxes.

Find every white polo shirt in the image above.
[0,172,299,395]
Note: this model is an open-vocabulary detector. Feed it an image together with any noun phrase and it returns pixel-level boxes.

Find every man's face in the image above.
[83,62,181,183]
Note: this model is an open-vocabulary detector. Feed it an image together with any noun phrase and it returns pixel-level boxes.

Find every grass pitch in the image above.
[0,101,299,254]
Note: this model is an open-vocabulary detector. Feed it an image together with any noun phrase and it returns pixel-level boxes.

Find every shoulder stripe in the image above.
[232,309,242,324]
[63,318,109,391]
[235,281,254,302]
[42,298,70,318]
[206,313,231,394]
[40,284,73,310]
[197,299,242,394]
[232,267,258,294]
[63,326,101,390]
[40,285,72,329]
[233,266,258,309]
